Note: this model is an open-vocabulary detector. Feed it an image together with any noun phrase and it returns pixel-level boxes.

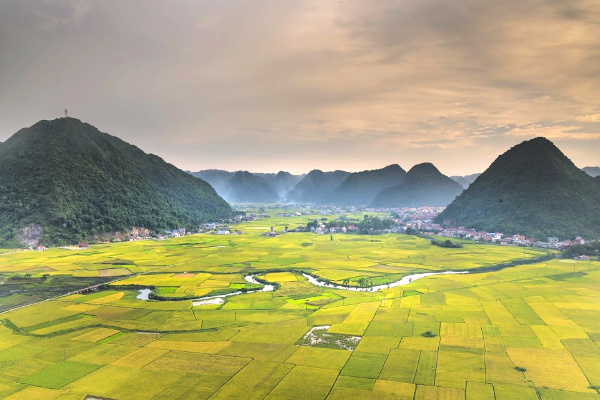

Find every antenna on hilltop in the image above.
[65,108,68,118]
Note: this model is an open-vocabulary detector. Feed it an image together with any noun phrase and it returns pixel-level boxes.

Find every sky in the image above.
[0,0,599,176]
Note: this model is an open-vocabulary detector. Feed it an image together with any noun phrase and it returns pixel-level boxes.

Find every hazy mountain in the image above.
[0,118,232,246]
[329,164,406,205]
[583,166,600,177]
[190,170,303,202]
[226,171,279,203]
[268,171,304,200]
[287,169,350,203]
[435,137,600,239]
[189,169,234,197]
[450,173,481,189]
[371,163,463,208]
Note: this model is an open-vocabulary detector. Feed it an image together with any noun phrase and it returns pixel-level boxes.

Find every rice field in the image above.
[0,212,598,399]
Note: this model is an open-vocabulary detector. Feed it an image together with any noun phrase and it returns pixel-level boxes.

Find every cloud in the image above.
[0,0,598,174]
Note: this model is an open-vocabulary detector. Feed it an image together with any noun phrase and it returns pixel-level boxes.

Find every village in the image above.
[30,205,595,260]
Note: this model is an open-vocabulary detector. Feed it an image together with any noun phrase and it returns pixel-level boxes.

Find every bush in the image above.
[514,366,527,372]
[421,331,436,338]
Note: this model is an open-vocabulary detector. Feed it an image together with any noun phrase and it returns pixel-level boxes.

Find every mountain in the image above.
[267,171,304,200]
[189,169,234,198]
[225,171,279,203]
[0,118,232,246]
[451,173,481,189]
[583,166,600,177]
[287,169,350,203]
[371,163,463,208]
[329,164,406,205]
[435,137,600,239]
[190,170,304,202]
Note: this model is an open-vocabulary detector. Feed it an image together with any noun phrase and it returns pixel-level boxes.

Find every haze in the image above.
[0,0,599,175]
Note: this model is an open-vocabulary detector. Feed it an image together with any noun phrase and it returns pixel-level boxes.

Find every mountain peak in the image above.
[436,137,600,239]
[0,118,232,246]
[407,162,440,176]
[371,163,462,208]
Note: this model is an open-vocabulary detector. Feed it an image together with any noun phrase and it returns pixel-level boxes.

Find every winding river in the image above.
[136,270,469,303]
[149,270,467,304]
[301,270,468,292]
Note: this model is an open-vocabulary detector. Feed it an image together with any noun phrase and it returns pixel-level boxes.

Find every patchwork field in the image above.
[0,213,598,399]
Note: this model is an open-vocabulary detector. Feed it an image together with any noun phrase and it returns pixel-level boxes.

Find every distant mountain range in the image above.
[436,137,600,239]
[372,163,464,208]
[330,164,406,205]
[450,173,481,189]
[0,118,232,246]
[190,169,304,203]
[583,166,600,177]
[286,170,350,204]
[192,162,463,208]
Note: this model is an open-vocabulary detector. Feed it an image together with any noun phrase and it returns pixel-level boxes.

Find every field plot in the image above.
[0,217,598,399]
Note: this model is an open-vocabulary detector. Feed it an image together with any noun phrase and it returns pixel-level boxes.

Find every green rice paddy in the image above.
[0,213,598,399]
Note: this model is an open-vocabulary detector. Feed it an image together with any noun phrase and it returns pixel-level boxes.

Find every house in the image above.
[548,237,559,243]
[79,243,89,249]
[36,245,47,251]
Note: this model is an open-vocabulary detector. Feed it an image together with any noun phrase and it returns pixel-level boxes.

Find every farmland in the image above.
[0,213,598,399]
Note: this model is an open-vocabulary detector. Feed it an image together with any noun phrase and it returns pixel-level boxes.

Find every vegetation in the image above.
[0,118,232,246]
[562,241,600,258]
[0,211,595,399]
[436,137,600,239]
[305,215,394,234]
[430,238,463,248]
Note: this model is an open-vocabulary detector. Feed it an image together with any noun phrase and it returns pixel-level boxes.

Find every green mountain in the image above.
[329,164,406,205]
[371,163,463,208]
[435,137,600,239]
[287,169,350,203]
[226,171,279,203]
[0,118,232,246]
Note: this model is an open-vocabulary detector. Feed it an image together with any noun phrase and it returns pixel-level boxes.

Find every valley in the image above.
[0,213,598,400]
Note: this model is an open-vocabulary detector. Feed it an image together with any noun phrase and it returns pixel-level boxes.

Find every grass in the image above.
[0,211,596,398]
[19,361,100,389]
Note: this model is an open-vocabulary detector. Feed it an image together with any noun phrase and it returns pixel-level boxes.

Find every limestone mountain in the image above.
[435,137,600,239]
[583,166,600,177]
[190,170,303,202]
[451,173,481,189]
[287,169,350,204]
[371,163,463,208]
[263,171,304,200]
[329,164,406,205]
[225,171,279,203]
[0,118,232,246]
[189,169,235,198]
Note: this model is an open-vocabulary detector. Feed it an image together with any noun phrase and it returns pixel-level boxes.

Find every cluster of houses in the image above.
[386,207,591,250]
[435,227,587,249]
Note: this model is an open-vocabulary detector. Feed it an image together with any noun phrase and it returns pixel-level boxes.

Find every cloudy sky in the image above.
[0,0,599,175]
